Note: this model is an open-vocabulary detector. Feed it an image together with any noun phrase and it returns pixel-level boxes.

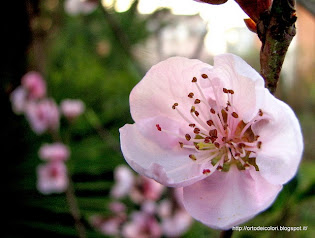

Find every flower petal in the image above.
[120,122,209,187]
[130,57,210,123]
[253,90,304,185]
[202,53,265,122]
[183,167,282,230]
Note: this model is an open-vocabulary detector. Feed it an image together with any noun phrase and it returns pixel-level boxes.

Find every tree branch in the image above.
[257,0,297,94]
[220,229,233,238]
[98,0,144,76]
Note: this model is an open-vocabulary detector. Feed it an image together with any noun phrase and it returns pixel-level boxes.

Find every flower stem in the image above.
[220,229,233,238]
[65,178,87,238]
[257,0,297,94]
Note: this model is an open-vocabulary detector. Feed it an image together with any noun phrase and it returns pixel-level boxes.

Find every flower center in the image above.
[156,73,267,175]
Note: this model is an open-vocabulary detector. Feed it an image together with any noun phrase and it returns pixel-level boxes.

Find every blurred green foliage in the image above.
[7,0,314,237]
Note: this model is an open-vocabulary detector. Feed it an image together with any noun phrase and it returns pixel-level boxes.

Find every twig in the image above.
[257,0,297,94]
[66,178,87,238]
[98,0,144,76]
[220,229,233,238]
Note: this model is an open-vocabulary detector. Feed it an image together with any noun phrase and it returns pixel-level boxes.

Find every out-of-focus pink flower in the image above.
[109,201,127,214]
[110,165,135,199]
[158,189,193,237]
[119,54,304,229]
[122,211,162,238]
[25,99,60,134]
[38,143,70,161]
[21,71,46,99]
[60,99,85,120]
[10,86,28,114]
[89,214,126,236]
[141,200,157,215]
[130,176,164,204]
[161,209,192,237]
[64,0,98,16]
[36,162,68,194]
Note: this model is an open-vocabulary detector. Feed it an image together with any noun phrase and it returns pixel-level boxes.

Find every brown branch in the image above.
[66,178,87,238]
[220,229,233,238]
[98,0,144,76]
[257,0,297,94]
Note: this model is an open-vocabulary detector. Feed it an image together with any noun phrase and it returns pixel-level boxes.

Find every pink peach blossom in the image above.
[60,99,85,120]
[89,214,126,236]
[25,99,60,134]
[158,189,193,237]
[36,162,68,194]
[161,209,193,237]
[38,143,70,161]
[110,165,135,199]
[122,211,162,238]
[10,86,28,114]
[130,175,164,204]
[21,71,46,99]
[108,201,127,214]
[119,54,304,229]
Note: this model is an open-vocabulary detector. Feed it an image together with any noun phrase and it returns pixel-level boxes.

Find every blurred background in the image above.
[2,0,314,237]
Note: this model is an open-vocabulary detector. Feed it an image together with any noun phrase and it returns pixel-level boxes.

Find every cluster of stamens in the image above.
[156,73,267,175]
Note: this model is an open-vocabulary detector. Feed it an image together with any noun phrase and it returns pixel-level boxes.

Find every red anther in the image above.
[232,112,239,118]
[235,152,240,157]
[214,142,220,148]
[257,141,262,149]
[227,101,231,106]
[204,137,210,143]
[201,74,208,79]
[228,89,234,94]
[189,123,196,127]
[188,92,194,98]
[222,137,226,142]
[207,120,214,126]
[194,99,201,104]
[194,111,200,117]
[195,144,200,150]
[209,129,218,137]
[185,134,191,141]
[210,108,216,114]
[202,169,211,174]
[190,106,196,113]
[223,124,228,130]
[156,124,162,131]
[192,77,197,82]
[172,103,178,109]
[223,88,229,93]
[189,154,197,161]
[210,136,217,143]
[179,142,184,148]
[238,143,245,148]
[194,128,201,134]
[259,109,263,116]
[225,106,229,111]
[217,165,223,171]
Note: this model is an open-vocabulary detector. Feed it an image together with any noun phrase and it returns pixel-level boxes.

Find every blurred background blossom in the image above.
[2,0,314,237]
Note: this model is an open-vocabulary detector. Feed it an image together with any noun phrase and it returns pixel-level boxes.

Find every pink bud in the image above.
[60,99,85,120]
[39,143,70,161]
[21,71,46,99]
